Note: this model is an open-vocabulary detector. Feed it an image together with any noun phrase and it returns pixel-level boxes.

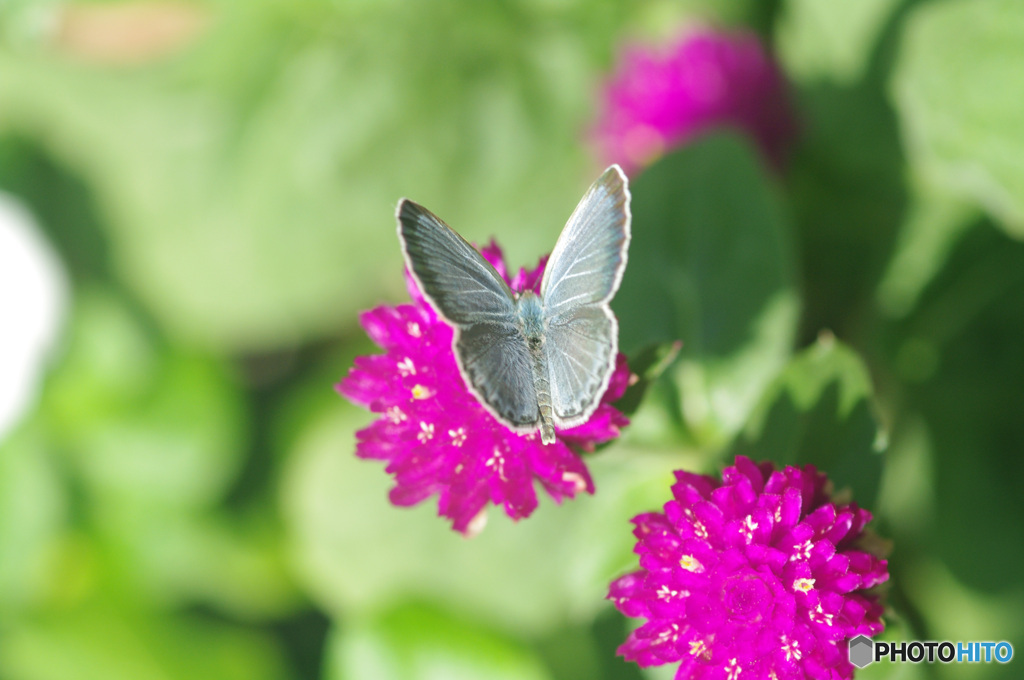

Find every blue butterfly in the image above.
[397,166,631,445]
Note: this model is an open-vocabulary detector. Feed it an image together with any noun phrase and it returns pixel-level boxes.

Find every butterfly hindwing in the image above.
[545,306,616,426]
[456,321,540,428]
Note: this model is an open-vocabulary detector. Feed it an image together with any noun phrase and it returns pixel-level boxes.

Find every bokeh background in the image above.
[1,0,1022,678]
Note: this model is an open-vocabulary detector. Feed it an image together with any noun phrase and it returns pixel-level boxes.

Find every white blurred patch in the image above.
[0,192,67,441]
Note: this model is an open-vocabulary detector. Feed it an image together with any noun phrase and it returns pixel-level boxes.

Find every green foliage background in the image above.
[1,0,1022,678]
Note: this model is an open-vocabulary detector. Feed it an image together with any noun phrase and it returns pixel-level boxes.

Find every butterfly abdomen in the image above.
[529,342,555,445]
[535,369,556,445]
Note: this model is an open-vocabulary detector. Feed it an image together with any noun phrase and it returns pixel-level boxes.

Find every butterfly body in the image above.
[397,166,631,445]
[512,290,556,443]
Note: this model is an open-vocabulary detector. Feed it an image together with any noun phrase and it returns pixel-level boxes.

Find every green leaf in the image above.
[895,559,1024,675]
[615,340,682,417]
[91,512,299,620]
[19,287,297,616]
[892,0,1024,237]
[787,70,907,340]
[732,335,885,509]
[0,423,66,616]
[324,604,552,680]
[0,135,112,281]
[641,664,677,680]
[613,133,799,449]
[890,223,1024,593]
[280,399,685,635]
[876,179,979,318]
[0,604,292,680]
[776,0,902,84]
[43,288,246,510]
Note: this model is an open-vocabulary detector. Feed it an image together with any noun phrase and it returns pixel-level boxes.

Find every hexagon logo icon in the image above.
[849,635,874,668]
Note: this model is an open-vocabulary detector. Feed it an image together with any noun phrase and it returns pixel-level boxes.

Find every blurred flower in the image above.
[0,192,67,442]
[609,456,888,680]
[56,2,210,64]
[339,242,630,535]
[594,29,797,173]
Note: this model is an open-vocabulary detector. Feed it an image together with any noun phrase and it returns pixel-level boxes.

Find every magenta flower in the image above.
[609,456,888,680]
[338,241,631,535]
[593,29,797,173]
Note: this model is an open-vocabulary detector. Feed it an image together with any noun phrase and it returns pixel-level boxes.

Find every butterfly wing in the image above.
[540,165,630,428]
[397,199,540,429]
[457,321,539,428]
[544,306,616,424]
[398,199,517,325]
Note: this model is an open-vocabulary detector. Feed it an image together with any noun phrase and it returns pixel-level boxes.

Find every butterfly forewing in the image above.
[540,166,631,317]
[397,199,540,430]
[540,165,630,427]
[398,200,516,325]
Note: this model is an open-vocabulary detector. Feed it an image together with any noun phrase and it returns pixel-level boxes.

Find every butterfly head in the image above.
[515,291,546,352]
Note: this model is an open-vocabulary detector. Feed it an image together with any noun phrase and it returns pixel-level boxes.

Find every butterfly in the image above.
[396,166,630,445]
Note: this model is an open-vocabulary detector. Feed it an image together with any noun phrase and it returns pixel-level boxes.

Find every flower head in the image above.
[609,456,888,680]
[593,29,797,173]
[339,241,631,535]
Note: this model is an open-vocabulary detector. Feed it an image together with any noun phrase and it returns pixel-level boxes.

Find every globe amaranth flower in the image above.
[609,456,888,680]
[339,241,631,535]
[593,28,797,174]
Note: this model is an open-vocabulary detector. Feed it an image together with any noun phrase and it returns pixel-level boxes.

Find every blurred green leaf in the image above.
[892,0,1024,237]
[91,511,298,618]
[324,603,552,680]
[897,560,1024,680]
[16,287,299,616]
[615,340,682,417]
[43,288,245,510]
[281,398,686,635]
[732,335,885,509]
[0,135,112,281]
[0,422,66,616]
[614,133,799,449]
[876,180,978,318]
[874,415,934,540]
[533,619,608,680]
[891,222,1024,594]
[777,0,902,84]
[641,664,677,680]
[625,0,768,36]
[787,70,907,341]
[0,604,293,680]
